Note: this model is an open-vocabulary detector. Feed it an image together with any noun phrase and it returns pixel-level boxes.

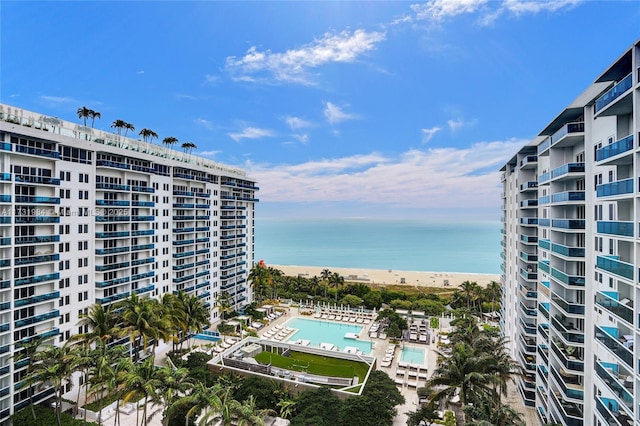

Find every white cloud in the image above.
[228,127,274,142]
[284,116,313,130]
[194,118,214,130]
[292,133,309,144]
[197,150,221,157]
[324,102,358,125]
[39,95,76,104]
[411,0,489,22]
[406,0,582,25]
[421,126,441,144]
[245,139,525,209]
[203,74,219,85]
[225,29,386,85]
[447,118,477,133]
[176,93,197,100]
[136,70,144,74]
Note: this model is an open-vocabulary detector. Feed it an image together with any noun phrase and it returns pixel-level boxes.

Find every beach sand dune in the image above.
[270,264,499,288]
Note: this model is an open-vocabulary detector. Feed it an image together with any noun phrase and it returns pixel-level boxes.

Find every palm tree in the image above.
[217,291,233,322]
[112,119,126,135]
[248,262,270,303]
[77,106,91,127]
[484,280,502,312]
[123,122,135,138]
[152,366,193,426]
[321,269,332,298]
[163,136,178,153]
[13,336,45,421]
[309,276,320,297]
[88,345,126,425]
[75,303,121,347]
[233,395,273,426]
[178,382,224,426]
[24,343,76,426]
[276,396,297,419]
[89,110,101,128]
[117,293,167,362]
[329,272,344,303]
[139,128,158,152]
[121,358,160,426]
[458,281,480,311]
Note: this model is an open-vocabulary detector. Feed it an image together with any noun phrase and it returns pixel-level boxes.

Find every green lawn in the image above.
[254,350,369,382]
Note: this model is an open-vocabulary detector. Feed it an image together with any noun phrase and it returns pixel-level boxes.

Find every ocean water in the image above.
[254,219,501,274]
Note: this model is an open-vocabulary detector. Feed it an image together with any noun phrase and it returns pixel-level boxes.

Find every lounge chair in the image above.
[381,360,392,368]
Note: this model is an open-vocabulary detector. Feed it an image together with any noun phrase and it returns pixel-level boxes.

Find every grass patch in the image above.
[254,350,369,382]
[430,317,439,329]
[84,392,120,412]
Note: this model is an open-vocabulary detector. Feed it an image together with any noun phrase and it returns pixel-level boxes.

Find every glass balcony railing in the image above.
[131,186,154,193]
[538,323,549,340]
[550,339,584,372]
[15,235,60,244]
[14,145,60,158]
[551,317,585,344]
[520,199,538,208]
[550,162,585,179]
[96,200,130,206]
[132,215,154,221]
[551,242,585,258]
[595,291,633,324]
[520,235,538,243]
[596,255,633,281]
[550,364,583,401]
[519,217,538,225]
[595,325,633,368]
[597,221,634,237]
[131,257,154,266]
[96,216,130,222]
[14,254,59,265]
[551,294,585,316]
[520,251,538,262]
[538,260,550,274]
[15,272,60,286]
[173,251,195,259]
[15,195,60,204]
[537,138,551,155]
[595,361,633,410]
[520,268,537,281]
[595,73,633,113]
[96,261,130,271]
[550,391,583,426]
[551,268,585,287]
[596,396,633,426]
[519,318,536,336]
[173,239,195,246]
[132,201,154,207]
[597,178,633,197]
[538,302,550,319]
[95,231,130,239]
[595,134,634,162]
[15,310,60,327]
[95,276,130,288]
[131,229,154,236]
[14,175,60,185]
[14,291,60,307]
[131,271,154,281]
[550,122,584,145]
[97,160,130,169]
[551,191,585,203]
[173,263,195,271]
[552,219,585,230]
[131,244,154,251]
[538,239,550,250]
[537,344,549,365]
[96,182,130,191]
[173,215,195,221]
[95,246,129,255]
[538,218,550,227]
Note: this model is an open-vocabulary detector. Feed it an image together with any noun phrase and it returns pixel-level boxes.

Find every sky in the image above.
[1,1,639,220]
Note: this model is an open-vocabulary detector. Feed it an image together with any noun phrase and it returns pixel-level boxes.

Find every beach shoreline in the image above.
[270,264,500,288]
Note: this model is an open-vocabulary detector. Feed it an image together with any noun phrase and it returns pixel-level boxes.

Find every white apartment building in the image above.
[501,39,640,425]
[0,104,258,422]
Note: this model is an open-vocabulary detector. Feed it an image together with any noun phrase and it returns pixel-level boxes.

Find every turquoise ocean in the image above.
[254,219,501,274]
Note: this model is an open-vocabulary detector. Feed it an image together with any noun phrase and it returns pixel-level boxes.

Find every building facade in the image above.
[0,104,258,422]
[501,40,640,425]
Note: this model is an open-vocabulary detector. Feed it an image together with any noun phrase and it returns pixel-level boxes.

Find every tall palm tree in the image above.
[484,280,502,312]
[217,291,233,322]
[13,336,45,421]
[233,395,273,426]
[248,263,270,303]
[24,343,76,426]
[178,382,224,426]
[112,119,126,135]
[321,269,332,298]
[152,366,194,426]
[139,128,158,152]
[121,358,160,426]
[163,136,178,153]
[458,281,480,311]
[77,106,91,127]
[75,303,121,347]
[89,110,101,128]
[329,272,344,303]
[123,122,135,138]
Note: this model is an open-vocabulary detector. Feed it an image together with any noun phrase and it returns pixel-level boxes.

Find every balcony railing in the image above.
[597,178,633,197]
[551,317,585,344]
[550,364,583,401]
[595,396,633,426]
[550,162,585,179]
[551,292,585,315]
[595,73,633,113]
[551,191,585,203]
[550,339,584,372]
[550,242,585,258]
[595,134,634,162]
[597,221,634,237]
[550,390,583,426]
[14,291,60,307]
[550,122,584,145]
[596,255,633,281]
[520,235,537,244]
[594,361,633,411]
[595,291,633,324]
[15,272,60,286]
[551,268,585,287]
[594,325,633,368]
[551,219,585,230]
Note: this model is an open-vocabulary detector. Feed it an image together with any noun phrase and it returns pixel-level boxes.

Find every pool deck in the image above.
[257,306,439,425]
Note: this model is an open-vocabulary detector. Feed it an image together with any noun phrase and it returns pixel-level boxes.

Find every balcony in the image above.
[597,221,634,238]
[538,302,550,319]
[550,162,585,180]
[14,175,60,185]
[594,325,634,368]
[15,215,60,224]
[537,344,549,365]
[15,254,60,265]
[132,201,154,207]
[538,195,550,205]
[131,244,154,251]
[173,239,195,246]
[538,323,549,340]
[131,186,154,193]
[173,203,195,208]
[96,246,130,255]
[595,292,633,324]
[550,191,585,203]
[551,292,585,315]
[594,361,633,411]
[15,272,60,286]
[550,242,585,258]
[131,257,154,266]
[551,219,585,230]
[95,231,130,239]
[519,318,536,336]
[550,364,583,401]
[520,199,538,208]
[16,195,60,204]
[173,251,195,259]
[173,215,195,221]
[550,390,583,426]
[519,217,538,226]
[595,73,633,114]
[96,182,130,191]
[520,235,538,244]
[520,284,537,299]
[520,155,538,169]
[131,271,154,281]
[551,317,584,344]
[596,255,633,281]
[595,134,634,163]
[14,291,60,307]
[97,160,130,169]
[597,178,633,198]
[14,145,60,159]
[132,215,154,221]
[550,339,584,372]
[15,310,60,327]
[96,216,130,222]
[595,396,634,426]
[538,260,550,274]
[550,122,585,147]
[173,190,194,196]
[131,229,154,236]
[96,261,130,271]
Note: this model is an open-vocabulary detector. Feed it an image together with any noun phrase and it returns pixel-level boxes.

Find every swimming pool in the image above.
[401,346,425,365]
[286,317,372,354]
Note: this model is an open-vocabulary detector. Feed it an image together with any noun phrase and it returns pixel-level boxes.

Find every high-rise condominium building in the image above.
[0,104,258,423]
[501,39,640,425]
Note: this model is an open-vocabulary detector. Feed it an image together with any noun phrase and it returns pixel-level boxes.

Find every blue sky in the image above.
[2,1,639,220]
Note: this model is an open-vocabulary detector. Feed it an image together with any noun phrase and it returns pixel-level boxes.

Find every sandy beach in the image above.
[270,264,500,288]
